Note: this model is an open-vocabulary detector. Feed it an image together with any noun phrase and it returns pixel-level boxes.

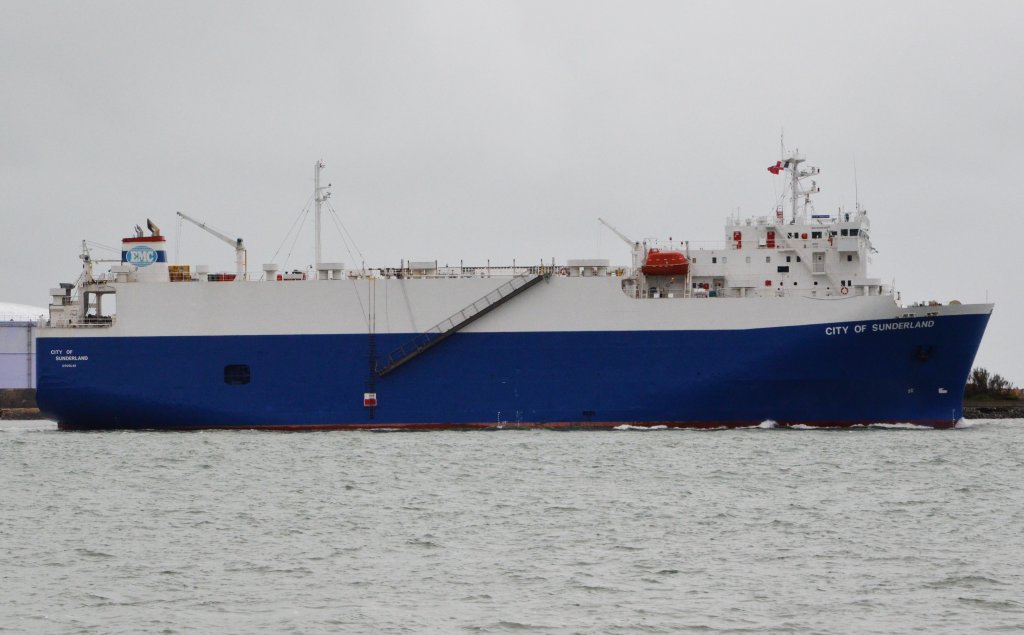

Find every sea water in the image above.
[2,419,1022,634]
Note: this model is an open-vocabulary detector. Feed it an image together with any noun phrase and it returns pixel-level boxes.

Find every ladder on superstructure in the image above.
[376,271,550,377]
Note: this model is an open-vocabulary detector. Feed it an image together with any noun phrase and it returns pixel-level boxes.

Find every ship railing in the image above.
[161,264,640,282]
[0,313,45,321]
[89,272,119,283]
[630,285,893,300]
[385,264,558,279]
[684,236,839,253]
[70,317,117,328]
[159,264,643,282]
[355,264,568,280]
[169,266,563,281]
[43,316,118,329]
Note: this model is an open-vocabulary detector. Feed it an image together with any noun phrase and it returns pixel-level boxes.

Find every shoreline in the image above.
[1,408,44,421]
[962,401,1024,420]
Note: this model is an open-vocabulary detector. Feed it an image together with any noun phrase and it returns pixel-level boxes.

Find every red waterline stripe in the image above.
[57,419,958,431]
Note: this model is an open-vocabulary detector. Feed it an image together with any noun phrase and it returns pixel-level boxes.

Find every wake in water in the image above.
[0,420,57,433]
[613,425,669,431]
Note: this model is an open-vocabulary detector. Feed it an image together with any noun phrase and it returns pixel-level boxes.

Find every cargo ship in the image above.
[36,151,992,430]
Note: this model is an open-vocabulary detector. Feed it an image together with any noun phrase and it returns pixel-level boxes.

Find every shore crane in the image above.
[176,211,247,276]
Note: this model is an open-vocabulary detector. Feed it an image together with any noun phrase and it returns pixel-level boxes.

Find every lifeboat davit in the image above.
[641,249,689,276]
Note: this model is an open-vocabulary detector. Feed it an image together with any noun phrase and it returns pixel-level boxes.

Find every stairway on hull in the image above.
[377,272,550,377]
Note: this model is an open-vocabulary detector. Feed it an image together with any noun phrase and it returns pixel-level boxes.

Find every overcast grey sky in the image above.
[2,1,1021,383]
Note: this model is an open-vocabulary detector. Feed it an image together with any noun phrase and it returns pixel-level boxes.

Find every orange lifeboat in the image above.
[641,249,689,276]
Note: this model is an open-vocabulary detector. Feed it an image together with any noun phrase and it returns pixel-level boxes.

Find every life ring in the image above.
[559,267,569,276]
[840,286,849,295]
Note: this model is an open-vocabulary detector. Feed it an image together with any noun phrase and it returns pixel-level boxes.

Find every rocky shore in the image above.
[1,389,40,420]
[962,401,1024,420]
[1,408,42,420]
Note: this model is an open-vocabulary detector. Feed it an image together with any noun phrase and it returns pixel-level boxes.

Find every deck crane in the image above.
[176,211,247,276]
[598,217,645,272]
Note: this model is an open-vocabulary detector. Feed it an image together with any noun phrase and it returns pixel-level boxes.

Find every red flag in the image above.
[767,161,783,175]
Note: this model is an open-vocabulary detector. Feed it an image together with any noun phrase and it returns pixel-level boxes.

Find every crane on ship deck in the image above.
[176,211,247,276]
[598,217,645,273]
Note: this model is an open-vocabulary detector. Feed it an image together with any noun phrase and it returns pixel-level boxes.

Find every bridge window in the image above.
[224,364,251,385]
[841,229,849,236]
[777,266,790,273]
[850,228,860,236]
[712,257,717,263]
[847,255,853,262]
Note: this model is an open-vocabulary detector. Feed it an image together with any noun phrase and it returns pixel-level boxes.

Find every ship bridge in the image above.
[616,149,888,301]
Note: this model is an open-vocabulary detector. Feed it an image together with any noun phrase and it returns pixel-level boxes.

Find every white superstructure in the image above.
[41,149,946,338]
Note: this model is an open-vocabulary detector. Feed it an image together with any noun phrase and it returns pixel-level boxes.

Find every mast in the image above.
[779,149,819,224]
[790,152,801,221]
[314,159,328,268]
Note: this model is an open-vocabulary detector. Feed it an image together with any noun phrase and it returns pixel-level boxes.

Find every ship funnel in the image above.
[122,223,168,282]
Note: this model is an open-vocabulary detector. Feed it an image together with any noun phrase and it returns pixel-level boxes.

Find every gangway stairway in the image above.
[377,271,551,377]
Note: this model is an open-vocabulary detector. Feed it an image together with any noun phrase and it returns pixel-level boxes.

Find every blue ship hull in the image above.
[36,312,990,430]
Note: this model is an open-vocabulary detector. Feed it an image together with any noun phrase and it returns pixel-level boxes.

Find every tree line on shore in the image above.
[964,368,1021,400]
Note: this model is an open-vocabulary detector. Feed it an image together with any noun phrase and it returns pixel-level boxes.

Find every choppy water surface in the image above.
[2,420,1023,634]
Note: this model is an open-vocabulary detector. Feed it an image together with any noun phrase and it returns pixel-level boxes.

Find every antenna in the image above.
[854,160,861,213]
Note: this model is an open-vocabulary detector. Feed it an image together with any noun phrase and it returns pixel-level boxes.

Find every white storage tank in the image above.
[0,303,45,389]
